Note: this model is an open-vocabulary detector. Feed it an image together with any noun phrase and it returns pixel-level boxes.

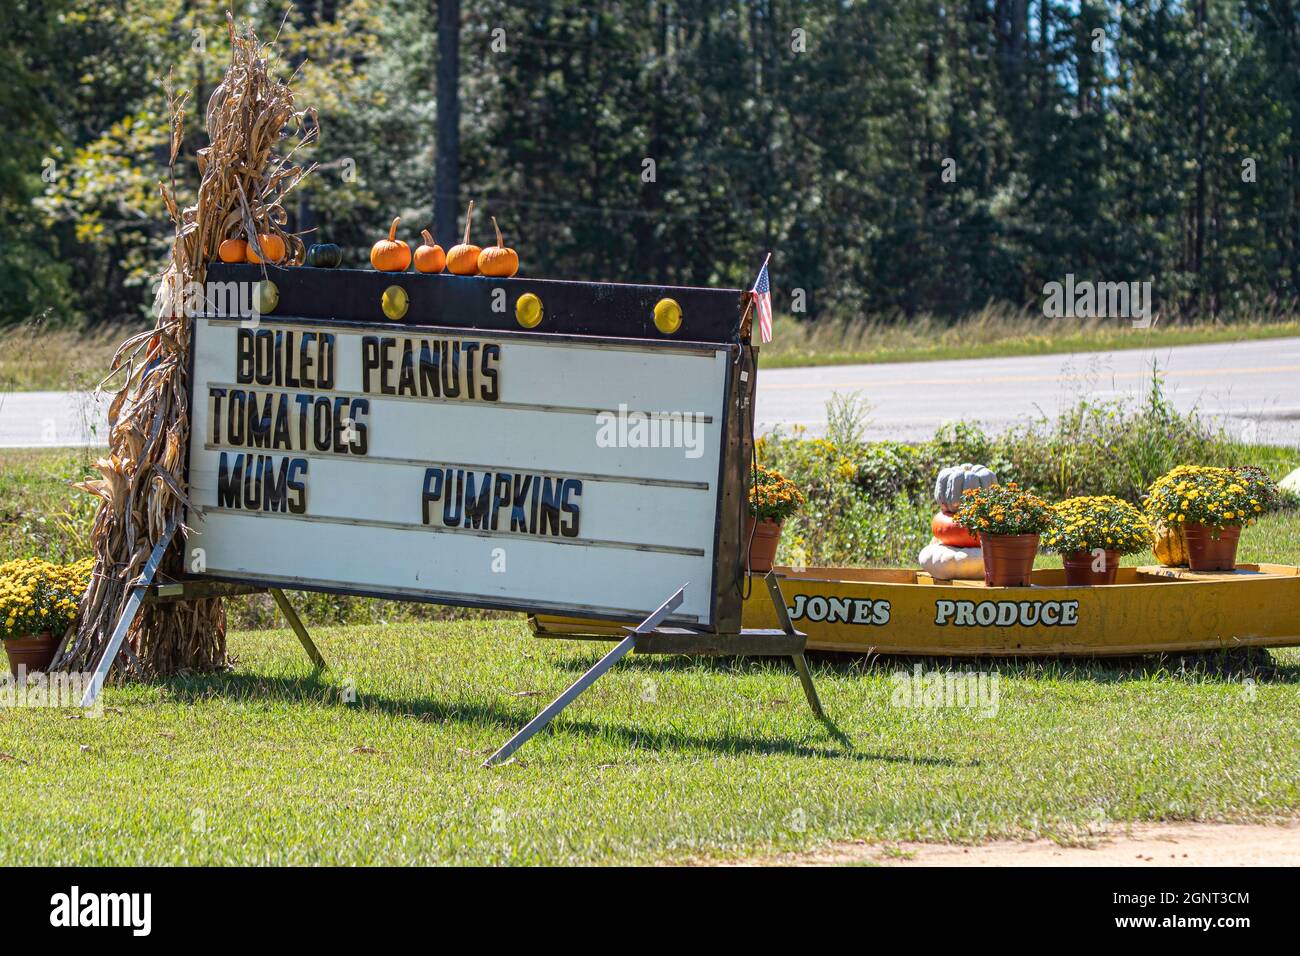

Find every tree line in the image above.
[4,0,1299,327]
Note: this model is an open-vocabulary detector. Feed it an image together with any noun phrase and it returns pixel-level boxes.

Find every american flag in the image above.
[751,256,773,344]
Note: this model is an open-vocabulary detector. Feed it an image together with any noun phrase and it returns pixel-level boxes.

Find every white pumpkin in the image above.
[934,462,996,512]
[917,540,985,581]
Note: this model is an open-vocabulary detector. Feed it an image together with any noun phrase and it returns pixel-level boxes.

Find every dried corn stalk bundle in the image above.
[55,16,317,676]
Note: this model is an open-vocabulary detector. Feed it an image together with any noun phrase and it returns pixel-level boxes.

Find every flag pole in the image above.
[740,252,772,339]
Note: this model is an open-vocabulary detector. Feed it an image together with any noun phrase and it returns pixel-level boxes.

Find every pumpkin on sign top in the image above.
[245,233,286,264]
[446,201,482,276]
[371,217,411,272]
[414,229,446,274]
[306,243,342,268]
[218,238,247,263]
[934,463,996,513]
[478,216,519,278]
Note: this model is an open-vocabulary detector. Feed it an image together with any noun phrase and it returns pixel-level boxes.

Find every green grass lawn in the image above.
[2,445,1298,864]
[1,621,1296,865]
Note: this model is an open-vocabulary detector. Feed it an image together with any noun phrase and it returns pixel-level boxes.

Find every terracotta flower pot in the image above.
[1062,549,1121,586]
[978,533,1040,587]
[4,631,58,677]
[745,516,784,574]
[1182,523,1241,572]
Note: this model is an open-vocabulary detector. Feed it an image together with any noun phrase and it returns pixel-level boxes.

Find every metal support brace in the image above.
[79,547,327,709]
[483,586,687,767]
[485,575,832,767]
[270,587,327,670]
[80,516,178,708]
[763,572,825,720]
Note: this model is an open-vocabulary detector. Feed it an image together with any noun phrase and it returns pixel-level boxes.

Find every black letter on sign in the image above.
[491,473,512,531]
[539,477,562,537]
[209,387,227,444]
[480,344,500,402]
[560,479,582,538]
[236,330,254,384]
[422,468,444,525]
[463,471,494,530]
[317,333,336,390]
[361,336,380,393]
[217,452,244,508]
[287,458,308,514]
[265,456,291,512]
[510,475,532,533]
[444,470,464,527]
[347,399,370,455]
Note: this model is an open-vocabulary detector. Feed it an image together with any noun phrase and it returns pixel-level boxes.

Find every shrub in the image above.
[993,367,1225,502]
[853,440,926,502]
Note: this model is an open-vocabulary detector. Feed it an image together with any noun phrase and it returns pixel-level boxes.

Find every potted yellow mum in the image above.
[1145,465,1279,571]
[0,558,92,676]
[746,466,804,574]
[1044,496,1153,585]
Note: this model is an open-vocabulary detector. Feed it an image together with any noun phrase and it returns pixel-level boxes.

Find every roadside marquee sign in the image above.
[186,264,753,632]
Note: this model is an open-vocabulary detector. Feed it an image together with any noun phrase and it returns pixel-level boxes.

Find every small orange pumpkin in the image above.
[371,217,412,272]
[931,511,980,548]
[245,233,286,264]
[478,216,519,278]
[414,229,446,274]
[219,238,247,263]
[446,201,482,276]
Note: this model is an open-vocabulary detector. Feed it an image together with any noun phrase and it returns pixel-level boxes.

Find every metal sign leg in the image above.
[79,516,178,709]
[270,587,327,670]
[483,586,687,767]
[763,571,825,719]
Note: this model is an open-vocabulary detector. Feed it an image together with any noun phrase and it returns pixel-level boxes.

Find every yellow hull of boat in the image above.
[530,564,1300,657]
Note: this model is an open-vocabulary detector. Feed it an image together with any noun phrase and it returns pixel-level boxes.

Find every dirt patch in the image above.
[746,821,1300,866]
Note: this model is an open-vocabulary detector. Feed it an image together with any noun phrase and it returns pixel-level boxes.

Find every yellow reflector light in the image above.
[381,285,409,321]
[515,292,543,329]
[653,297,682,334]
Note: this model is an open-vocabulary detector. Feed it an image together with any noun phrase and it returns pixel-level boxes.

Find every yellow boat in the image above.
[531,564,1300,657]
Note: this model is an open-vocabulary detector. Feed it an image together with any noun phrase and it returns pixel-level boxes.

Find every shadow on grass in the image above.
[157,670,954,766]
[551,645,1300,684]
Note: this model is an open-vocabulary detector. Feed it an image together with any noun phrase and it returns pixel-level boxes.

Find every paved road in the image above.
[3,337,1299,448]
[756,336,1300,445]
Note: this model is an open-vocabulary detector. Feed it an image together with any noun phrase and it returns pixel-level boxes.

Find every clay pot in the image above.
[745,516,784,574]
[978,533,1040,587]
[1062,549,1121,586]
[1182,523,1241,572]
[4,631,58,677]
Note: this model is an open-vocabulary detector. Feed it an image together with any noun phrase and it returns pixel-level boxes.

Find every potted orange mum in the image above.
[954,482,1052,586]
[746,466,804,574]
